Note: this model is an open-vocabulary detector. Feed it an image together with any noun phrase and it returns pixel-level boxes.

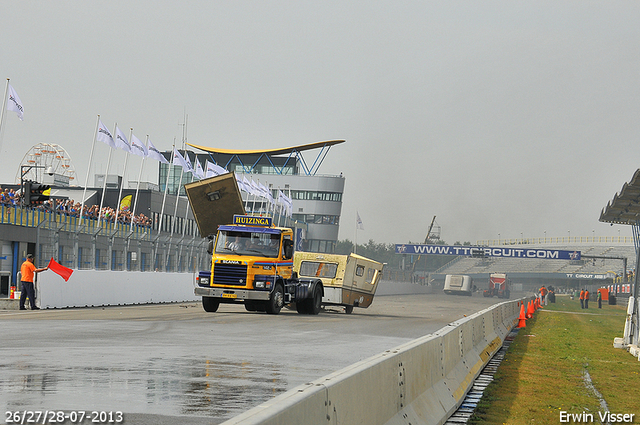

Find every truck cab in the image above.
[195,215,300,314]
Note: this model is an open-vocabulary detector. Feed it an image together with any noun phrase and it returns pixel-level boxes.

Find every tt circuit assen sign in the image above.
[395,244,581,260]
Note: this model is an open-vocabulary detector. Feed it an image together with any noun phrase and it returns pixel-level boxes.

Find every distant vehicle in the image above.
[443,274,473,296]
[483,273,510,298]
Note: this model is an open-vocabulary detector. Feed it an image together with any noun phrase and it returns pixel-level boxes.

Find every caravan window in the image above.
[299,261,338,278]
[366,268,375,283]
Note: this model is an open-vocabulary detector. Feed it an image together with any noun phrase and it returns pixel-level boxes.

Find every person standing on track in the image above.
[579,289,585,309]
[540,286,548,306]
[584,289,590,309]
[19,254,48,310]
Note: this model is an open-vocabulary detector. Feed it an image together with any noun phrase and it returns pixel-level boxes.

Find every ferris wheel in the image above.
[16,143,79,185]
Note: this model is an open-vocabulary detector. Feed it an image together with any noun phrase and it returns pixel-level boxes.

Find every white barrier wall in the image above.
[221,299,521,425]
[36,270,198,309]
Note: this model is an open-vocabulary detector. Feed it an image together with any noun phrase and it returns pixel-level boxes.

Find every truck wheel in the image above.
[266,284,284,315]
[202,297,220,313]
[308,285,322,315]
[345,305,354,314]
[295,302,308,314]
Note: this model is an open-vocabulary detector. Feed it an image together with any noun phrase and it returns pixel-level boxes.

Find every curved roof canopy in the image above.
[599,168,640,226]
[185,139,345,176]
[186,140,345,156]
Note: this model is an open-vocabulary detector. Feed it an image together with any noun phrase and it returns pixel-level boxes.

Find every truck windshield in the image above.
[215,230,281,258]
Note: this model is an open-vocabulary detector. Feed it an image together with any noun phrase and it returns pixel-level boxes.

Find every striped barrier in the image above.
[221,299,521,425]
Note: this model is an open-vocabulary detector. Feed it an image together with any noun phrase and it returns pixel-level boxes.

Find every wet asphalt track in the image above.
[0,293,509,425]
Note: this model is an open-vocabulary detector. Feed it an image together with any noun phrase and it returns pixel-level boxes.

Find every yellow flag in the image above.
[119,194,132,211]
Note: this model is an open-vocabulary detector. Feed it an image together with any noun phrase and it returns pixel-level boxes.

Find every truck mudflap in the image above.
[195,286,271,301]
[291,278,323,299]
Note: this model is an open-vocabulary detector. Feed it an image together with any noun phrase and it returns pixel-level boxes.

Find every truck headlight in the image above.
[198,277,210,286]
[254,280,273,290]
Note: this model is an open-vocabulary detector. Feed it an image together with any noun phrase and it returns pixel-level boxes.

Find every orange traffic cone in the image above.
[517,303,527,328]
[526,300,534,318]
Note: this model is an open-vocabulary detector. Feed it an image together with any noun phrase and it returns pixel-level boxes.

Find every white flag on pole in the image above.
[114,127,131,153]
[212,163,228,175]
[173,148,193,173]
[147,139,168,164]
[244,176,258,196]
[258,182,271,200]
[130,134,148,157]
[7,84,24,121]
[356,211,364,230]
[235,174,245,191]
[194,159,205,180]
[205,161,218,178]
[250,178,261,196]
[97,120,116,148]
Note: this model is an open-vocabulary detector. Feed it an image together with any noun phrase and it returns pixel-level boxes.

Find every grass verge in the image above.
[469,295,639,424]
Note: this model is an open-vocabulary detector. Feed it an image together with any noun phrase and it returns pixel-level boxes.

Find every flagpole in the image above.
[78,116,101,228]
[170,149,186,237]
[287,187,293,226]
[97,123,117,227]
[113,128,132,228]
[177,170,194,270]
[157,142,175,237]
[167,138,187,271]
[251,178,258,214]
[354,212,357,254]
[153,143,174,271]
[130,135,148,232]
[165,148,186,270]
[0,79,9,153]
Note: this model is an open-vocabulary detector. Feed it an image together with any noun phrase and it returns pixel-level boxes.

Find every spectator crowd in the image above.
[1,186,152,228]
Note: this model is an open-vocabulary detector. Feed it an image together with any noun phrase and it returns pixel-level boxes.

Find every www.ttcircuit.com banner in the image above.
[394,244,581,260]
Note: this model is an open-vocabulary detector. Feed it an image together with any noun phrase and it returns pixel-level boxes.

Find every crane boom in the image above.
[411,215,436,273]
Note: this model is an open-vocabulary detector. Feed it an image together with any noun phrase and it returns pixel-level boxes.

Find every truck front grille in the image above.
[213,263,248,286]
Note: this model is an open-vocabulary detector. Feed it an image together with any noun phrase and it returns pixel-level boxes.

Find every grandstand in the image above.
[431,244,635,292]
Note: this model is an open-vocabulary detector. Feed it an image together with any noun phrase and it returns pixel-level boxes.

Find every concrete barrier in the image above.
[1,276,434,310]
[35,270,198,309]
[221,299,521,425]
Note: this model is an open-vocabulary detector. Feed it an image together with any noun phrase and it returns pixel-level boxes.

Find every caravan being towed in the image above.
[443,274,473,296]
[293,252,384,314]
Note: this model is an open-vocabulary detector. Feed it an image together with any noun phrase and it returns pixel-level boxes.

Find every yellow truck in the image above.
[293,252,383,314]
[185,173,383,315]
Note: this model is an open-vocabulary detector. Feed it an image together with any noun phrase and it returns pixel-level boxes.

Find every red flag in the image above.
[48,258,73,282]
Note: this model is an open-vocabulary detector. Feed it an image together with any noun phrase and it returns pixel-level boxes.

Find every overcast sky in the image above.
[1,1,639,245]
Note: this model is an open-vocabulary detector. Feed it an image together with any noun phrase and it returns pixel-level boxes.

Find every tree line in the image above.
[334,239,473,271]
